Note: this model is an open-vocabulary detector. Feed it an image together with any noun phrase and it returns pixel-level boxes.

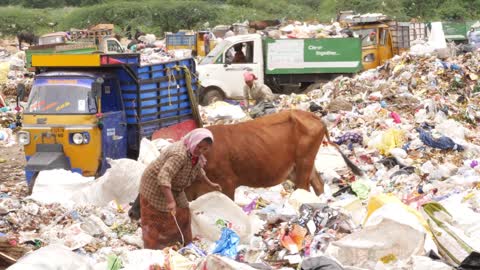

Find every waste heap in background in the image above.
[0,49,33,97]
[264,21,350,39]
[195,50,480,269]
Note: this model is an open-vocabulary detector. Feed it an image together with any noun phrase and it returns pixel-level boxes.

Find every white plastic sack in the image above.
[72,158,146,206]
[120,249,165,270]
[194,254,256,270]
[190,191,262,244]
[29,169,94,207]
[30,159,146,207]
[327,203,426,269]
[428,22,447,50]
[288,189,321,213]
[203,101,247,121]
[315,145,348,174]
[412,256,453,270]
[7,244,93,270]
[137,137,172,166]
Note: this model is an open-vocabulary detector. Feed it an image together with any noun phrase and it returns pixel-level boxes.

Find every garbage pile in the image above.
[3,51,480,269]
[265,21,350,39]
[129,33,193,65]
[199,101,251,126]
[0,49,33,97]
[193,51,480,269]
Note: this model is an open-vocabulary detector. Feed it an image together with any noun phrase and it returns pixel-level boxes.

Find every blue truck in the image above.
[17,52,201,191]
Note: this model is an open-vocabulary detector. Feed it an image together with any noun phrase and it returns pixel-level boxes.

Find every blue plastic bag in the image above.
[416,128,464,151]
[212,228,240,259]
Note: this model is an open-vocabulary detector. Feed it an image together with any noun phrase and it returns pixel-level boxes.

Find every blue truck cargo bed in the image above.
[101,54,199,150]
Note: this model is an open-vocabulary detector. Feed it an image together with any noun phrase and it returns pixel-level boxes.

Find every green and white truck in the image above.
[197,33,362,104]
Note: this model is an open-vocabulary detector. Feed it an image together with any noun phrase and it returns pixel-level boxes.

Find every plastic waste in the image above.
[107,254,123,270]
[137,137,172,166]
[375,129,406,155]
[72,158,146,206]
[288,189,322,213]
[422,202,477,266]
[301,256,345,270]
[280,224,307,253]
[190,191,263,244]
[165,248,195,270]
[120,249,165,270]
[327,203,426,269]
[416,128,464,151]
[7,244,94,270]
[351,180,371,200]
[195,254,257,270]
[212,228,240,259]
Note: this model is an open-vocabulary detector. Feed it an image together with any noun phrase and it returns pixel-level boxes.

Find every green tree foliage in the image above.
[0,0,479,38]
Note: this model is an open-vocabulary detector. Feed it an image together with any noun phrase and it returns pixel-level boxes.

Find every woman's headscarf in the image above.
[182,128,214,166]
[243,71,257,82]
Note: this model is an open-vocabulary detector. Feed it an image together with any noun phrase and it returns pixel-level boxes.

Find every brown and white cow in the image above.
[129,110,361,219]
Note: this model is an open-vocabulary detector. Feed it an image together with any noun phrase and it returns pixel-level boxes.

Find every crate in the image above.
[115,58,198,150]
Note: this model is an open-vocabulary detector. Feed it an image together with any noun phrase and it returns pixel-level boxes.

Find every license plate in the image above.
[51,127,65,134]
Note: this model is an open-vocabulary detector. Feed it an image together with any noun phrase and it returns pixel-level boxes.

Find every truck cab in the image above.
[350,22,394,70]
[197,34,264,104]
[346,14,426,70]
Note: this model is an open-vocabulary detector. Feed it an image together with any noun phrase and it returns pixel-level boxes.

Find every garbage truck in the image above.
[17,52,201,193]
[344,13,428,70]
[197,33,362,105]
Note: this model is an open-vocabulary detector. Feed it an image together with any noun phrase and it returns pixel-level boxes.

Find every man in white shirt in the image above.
[243,72,275,112]
[224,26,235,38]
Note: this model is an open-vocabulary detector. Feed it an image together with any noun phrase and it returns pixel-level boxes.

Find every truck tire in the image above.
[200,87,225,106]
[27,172,39,195]
[303,81,325,95]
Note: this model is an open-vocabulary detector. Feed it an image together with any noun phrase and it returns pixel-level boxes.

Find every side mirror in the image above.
[91,78,104,98]
[17,84,25,101]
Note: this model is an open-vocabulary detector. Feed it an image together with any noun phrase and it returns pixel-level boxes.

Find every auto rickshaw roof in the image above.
[36,71,117,80]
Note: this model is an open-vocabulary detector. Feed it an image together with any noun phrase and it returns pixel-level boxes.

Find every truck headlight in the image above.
[18,131,30,145]
[363,53,375,62]
[71,132,89,145]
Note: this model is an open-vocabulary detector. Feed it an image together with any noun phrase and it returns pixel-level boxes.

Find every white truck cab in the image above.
[197,34,264,105]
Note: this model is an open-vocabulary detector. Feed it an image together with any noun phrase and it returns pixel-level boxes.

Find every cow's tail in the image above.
[324,128,363,176]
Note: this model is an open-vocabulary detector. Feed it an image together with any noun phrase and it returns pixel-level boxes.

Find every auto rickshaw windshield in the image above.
[25,83,97,114]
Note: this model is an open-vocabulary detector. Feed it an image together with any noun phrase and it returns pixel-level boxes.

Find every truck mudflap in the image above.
[25,144,71,172]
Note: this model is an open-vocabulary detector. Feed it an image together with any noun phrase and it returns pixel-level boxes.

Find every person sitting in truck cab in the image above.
[232,43,246,63]
[243,71,275,111]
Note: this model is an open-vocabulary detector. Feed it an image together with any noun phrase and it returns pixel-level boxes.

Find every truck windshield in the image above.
[200,40,232,65]
[26,79,96,114]
[353,29,377,47]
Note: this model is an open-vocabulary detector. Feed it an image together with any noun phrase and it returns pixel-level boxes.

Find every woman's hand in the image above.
[167,200,176,213]
[210,183,222,192]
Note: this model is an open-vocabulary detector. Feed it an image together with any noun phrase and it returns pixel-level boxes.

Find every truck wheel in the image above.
[303,82,325,95]
[201,87,225,106]
[27,172,39,195]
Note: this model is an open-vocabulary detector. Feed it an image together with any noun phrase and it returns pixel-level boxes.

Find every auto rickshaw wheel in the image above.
[27,172,39,195]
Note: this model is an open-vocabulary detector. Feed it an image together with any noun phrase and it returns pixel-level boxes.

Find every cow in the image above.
[249,19,283,31]
[17,31,38,50]
[128,110,362,219]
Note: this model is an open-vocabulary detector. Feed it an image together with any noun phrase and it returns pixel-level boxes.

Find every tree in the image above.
[21,0,65,8]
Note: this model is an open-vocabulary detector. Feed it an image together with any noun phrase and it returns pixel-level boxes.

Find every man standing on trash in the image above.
[224,26,235,38]
[139,128,222,249]
[243,71,275,112]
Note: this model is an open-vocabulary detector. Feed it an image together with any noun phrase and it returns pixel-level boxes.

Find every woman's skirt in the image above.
[140,195,192,249]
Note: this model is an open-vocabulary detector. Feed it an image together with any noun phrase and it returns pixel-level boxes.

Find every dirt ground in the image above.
[0,142,28,199]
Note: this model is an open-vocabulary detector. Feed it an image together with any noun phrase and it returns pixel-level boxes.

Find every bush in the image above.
[0,7,58,36]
